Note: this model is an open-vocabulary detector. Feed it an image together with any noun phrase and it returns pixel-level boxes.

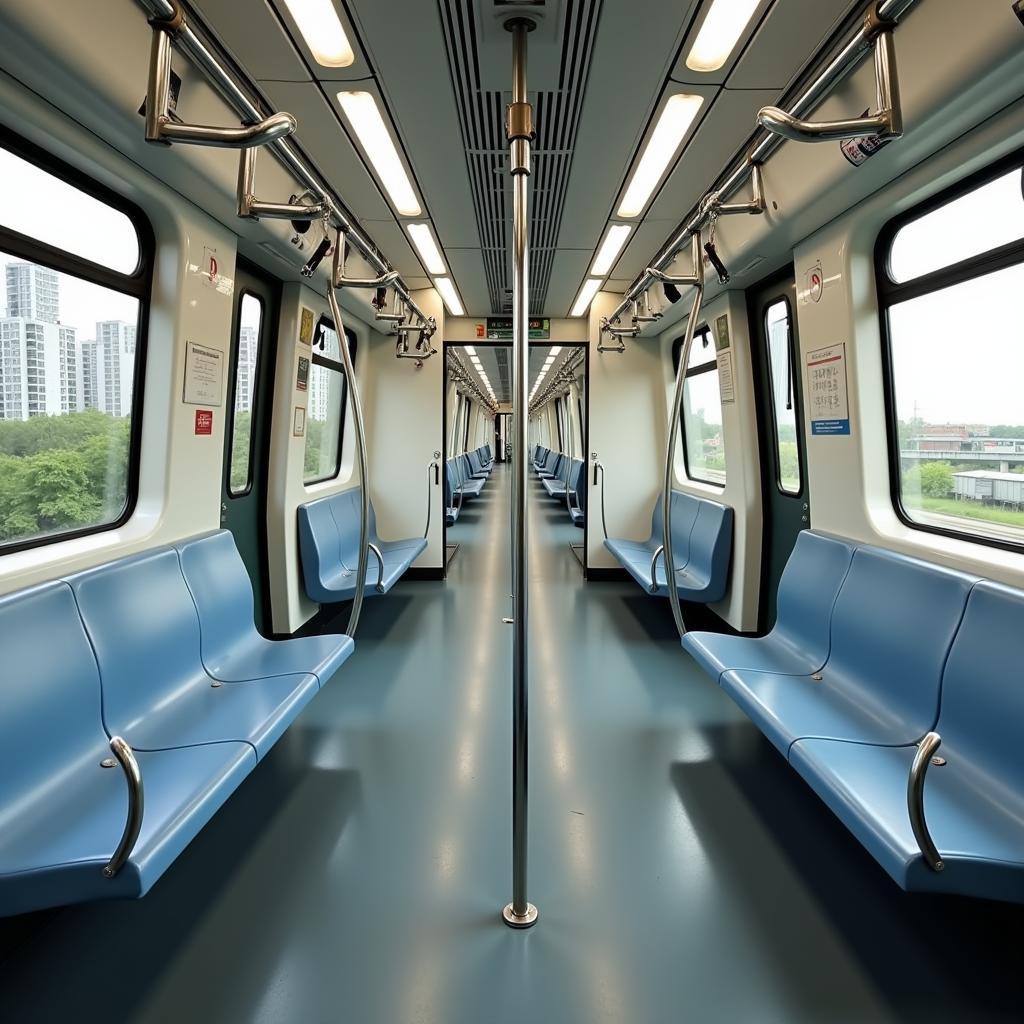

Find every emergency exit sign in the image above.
[485,317,550,340]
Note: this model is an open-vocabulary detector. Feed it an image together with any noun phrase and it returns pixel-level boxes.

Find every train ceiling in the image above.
[189,0,862,316]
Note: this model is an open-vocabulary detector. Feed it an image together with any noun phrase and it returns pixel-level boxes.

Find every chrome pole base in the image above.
[502,902,539,929]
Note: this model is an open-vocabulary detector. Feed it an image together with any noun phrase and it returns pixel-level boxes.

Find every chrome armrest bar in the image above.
[758,29,901,143]
[236,148,328,221]
[604,0,918,327]
[592,457,609,541]
[368,543,386,594]
[103,736,144,879]
[146,15,295,150]
[136,0,430,325]
[649,545,664,595]
[908,732,945,872]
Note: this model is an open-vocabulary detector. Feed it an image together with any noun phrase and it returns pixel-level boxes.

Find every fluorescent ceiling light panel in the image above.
[434,276,465,316]
[282,0,355,67]
[337,91,421,216]
[591,224,633,276]
[617,94,704,218]
[685,0,761,73]
[570,277,604,318]
[407,223,446,275]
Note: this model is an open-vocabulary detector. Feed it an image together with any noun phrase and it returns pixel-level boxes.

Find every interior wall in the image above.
[661,293,763,630]
[0,69,237,597]
[793,98,1024,590]
[586,290,666,571]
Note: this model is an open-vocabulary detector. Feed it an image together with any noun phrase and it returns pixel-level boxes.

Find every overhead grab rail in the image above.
[757,23,901,143]
[146,10,295,149]
[236,147,328,221]
[604,0,917,328]
[661,233,706,642]
[136,0,430,325]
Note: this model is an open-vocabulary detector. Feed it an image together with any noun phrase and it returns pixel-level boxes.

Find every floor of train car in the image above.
[1,465,1021,1023]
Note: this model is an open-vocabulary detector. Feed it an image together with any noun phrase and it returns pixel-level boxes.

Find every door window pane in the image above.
[304,320,351,484]
[680,328,726,486]
[0,251,140,546]
[228,292,263,495]
[764,299,801,494]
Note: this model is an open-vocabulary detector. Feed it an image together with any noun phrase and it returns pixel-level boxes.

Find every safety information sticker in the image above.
[806,342,850,435]
[718,349,736,404]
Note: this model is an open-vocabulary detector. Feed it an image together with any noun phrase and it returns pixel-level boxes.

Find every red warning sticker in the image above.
[194,409,213,435]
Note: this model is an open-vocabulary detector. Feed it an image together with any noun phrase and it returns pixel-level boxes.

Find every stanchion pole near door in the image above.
[503,14,538,930]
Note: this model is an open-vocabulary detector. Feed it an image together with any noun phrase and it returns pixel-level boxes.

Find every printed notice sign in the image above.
[293,407,306,437]
[714,314,730,352]
[299,307,314,346]
[194,409,213,436]
[806,343,850,435]
[296,356,310,392]
[183,342,224,406]
[718,349,736,404]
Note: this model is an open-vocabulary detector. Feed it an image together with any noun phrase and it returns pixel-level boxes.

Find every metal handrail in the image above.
[145,20,295,149]
[236,147,328,221]
[758,29,901,143]
[136,0,430,325]
[103,736,144,879]
[649,544,664,595]
[662,234,705,641]
[328,233,370,637]
[605,0,919,327]
[368,542,386,594]
[424,455,440,539]
[592,457,609,541]
[908,732,945,872]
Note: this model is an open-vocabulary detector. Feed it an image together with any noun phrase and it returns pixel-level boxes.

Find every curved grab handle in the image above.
[758,30,901,144]
[237,147,328,221]
[103,736,144,879]
[424,456,440,539]
[146,23,296,149]
[649,545,664,595]
[368,542,386,594]
[908,732,944,872]
[592,459,609,541]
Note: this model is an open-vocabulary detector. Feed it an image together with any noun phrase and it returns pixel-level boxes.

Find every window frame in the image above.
[876,149,1024,555]
[0,125,153,557]
[225,289,265,499]
[304,315,356,486]
[672,325,725,488]
[762,295,804,498]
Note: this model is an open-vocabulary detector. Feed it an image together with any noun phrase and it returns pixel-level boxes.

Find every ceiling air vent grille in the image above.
[438,0,602,314]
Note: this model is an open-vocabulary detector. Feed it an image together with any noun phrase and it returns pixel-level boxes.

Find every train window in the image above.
[674,327,726,486]
[227,292,263,496]
[879,156,1024,550]
[764,299,801,495]
[0,143,140,275]
[304,317,355,485]
[0,133,150,555]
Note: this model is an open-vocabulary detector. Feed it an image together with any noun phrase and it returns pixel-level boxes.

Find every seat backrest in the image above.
[571,460,586,510]
[939,580,1024,781]
[176,531,257,660]
[649,491,701,566]
[467,450,482,475]
[773,531,856,663]
[70,547,207,738]
[327,488,375,563]
[827,546,977,728]
[298,496,342,589]
[686,500,733,583]
[0,582,107,813]
[543,450,558,474]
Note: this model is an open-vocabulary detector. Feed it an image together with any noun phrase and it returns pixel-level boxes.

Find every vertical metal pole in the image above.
[329,233,370,638]
[663,233,706,642]
[503,16,538,930]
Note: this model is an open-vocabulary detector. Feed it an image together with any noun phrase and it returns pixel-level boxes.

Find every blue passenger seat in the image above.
[605,489,733,603]
[790,580,1024,901]
[683,531,855,682]
[297,487,428,604]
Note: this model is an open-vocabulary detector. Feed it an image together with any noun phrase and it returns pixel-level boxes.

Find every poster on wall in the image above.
[182,341,224,406]
[806,342,850,435]
[299,307,314,346]
[718,350,735,404]
[714,314,730,351]
[296,356,310,392]
[293,407,306,437]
